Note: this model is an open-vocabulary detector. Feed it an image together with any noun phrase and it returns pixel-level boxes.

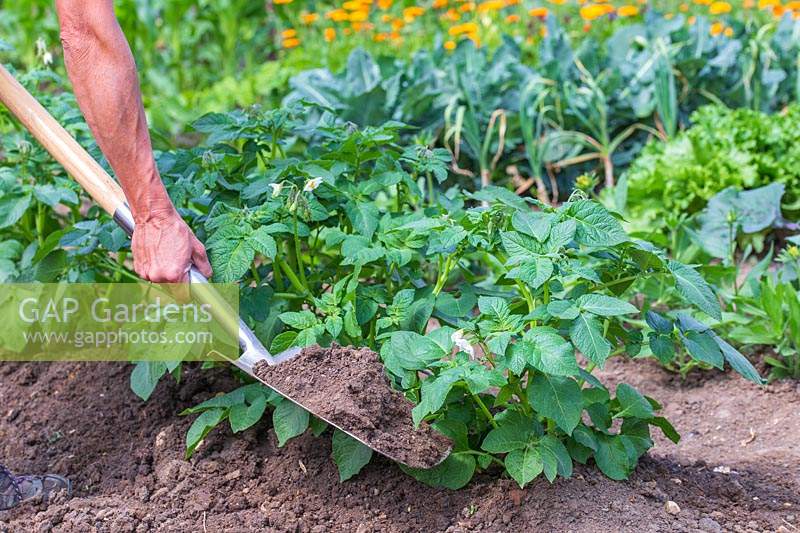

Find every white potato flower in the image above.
[270,182,283,197]
[451,329,474,358]
[303,177,323,192]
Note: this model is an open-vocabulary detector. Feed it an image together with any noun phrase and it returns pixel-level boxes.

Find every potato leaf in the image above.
[332,430,373,481]
[272,400,310,447]
[667,261,722,319]
[527,374,582,434]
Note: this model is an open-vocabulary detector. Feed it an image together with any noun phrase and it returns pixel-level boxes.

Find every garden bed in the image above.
[1,359,798,532]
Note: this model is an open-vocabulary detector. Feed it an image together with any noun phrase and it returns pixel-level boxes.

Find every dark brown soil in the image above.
[254,344,452,469]
[0,357,798,532]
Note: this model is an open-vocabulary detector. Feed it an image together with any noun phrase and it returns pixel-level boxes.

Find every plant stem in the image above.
[292,211,309,289]
[273,292,305,300]
[35,204,45,246]
[272,257,284,290]
[433,256,455,295]
[275,257,307,296]
[250,264,261,284]
[471,392,498,428]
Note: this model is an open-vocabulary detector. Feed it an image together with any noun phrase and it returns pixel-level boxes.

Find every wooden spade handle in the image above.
[0,63,127,216]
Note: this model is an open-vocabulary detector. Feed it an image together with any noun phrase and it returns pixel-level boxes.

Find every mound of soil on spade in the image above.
[254,343,452,469]
[1,356,798,531]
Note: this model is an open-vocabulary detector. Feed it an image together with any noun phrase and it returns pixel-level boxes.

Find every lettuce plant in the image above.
[618,104,800,235]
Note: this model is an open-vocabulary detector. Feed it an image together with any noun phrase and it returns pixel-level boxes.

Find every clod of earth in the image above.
[254,344,452,469]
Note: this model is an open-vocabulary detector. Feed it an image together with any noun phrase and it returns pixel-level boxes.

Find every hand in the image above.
[131,208,213,283]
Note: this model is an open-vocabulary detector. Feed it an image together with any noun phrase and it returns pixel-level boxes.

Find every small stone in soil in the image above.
[699,516,723,533]
[254,344,452,469]
[665,501,681,515]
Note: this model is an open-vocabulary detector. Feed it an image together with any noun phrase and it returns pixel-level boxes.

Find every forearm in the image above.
[56,0,172,223]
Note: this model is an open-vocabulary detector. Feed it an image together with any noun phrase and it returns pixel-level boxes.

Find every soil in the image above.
[254,344,452,469]
[0,357,798,532]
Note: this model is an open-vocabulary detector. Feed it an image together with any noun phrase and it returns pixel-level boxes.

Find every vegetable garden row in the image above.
[1,0,799,496]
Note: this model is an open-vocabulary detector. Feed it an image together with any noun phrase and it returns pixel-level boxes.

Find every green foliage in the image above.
[288,15,800,200]
[724,269,800,381]
[1,0,284,135]
[0,63,775,489]
[180,383,282,457]
[689,183,790,261]
[146,105,759,487]
[620,105,800,233]
[332,430,374,482]
[0,69,131,284]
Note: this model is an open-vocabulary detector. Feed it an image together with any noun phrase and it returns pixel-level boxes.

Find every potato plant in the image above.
[0,69,131,284]
[151,104,760,488]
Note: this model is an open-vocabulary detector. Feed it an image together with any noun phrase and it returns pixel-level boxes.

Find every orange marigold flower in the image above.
[444,39,457,50]
[459,2,476,11]
[505,0,521,5]
[373,32,388,41]
[617,5,639,16]
[343,0,363,10]
[795,10,800,17]
[465,32,480,46]
[324,27,336,41]
[506,13,521,22]
[708,1,731,14]
[391,18,405,29]
[693,0,711,5]
[283,37,300,48]
[787,0,800,9]
[378,0,393,8]
[349,10,369,21]
[343,27,352,35]
[723,26,733,36]
[583,22,591,31]
[448,21,479,35]
[381,13,392,21]
[580,3,608,19]
[710,20,724,34]
[433,0,449,7]
[477,0,504,12]
[688,14,697,23]
[274,0,293,4]
[300,13,319,24]
[444,8,461,19]
[679,2,689,10]
[390,30,402,41]
[547,0,566,4]
[281,28,297,38]
[758,0,778,7]
[774,4,786,15]
[743,0,755,6]
[529,6,549,17]
[326,8,349,21]
[403,5,425,20]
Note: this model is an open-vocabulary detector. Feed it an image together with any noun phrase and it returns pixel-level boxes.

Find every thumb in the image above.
[191,237,214,279]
